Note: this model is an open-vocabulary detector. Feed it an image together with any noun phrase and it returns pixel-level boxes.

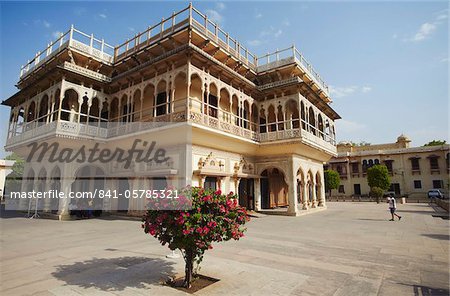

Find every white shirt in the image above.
[388,197,396,209]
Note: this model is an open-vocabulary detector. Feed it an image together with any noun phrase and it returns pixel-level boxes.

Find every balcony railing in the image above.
[18,4,330,96]
[7,113,336,156]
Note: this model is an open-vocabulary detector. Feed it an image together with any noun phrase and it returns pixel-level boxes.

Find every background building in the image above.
[326,135,449,200]
[2,4,339,219]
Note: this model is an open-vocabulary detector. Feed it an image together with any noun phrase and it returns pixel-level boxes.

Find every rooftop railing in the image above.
[18,4,329,95]
[19,26,114,80]
[114,6,191,62]
[257,46,329,94]
[190,6,258,70]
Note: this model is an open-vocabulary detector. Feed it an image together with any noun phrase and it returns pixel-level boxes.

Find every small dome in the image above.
[397,134,411,142]
[338,141,350,146]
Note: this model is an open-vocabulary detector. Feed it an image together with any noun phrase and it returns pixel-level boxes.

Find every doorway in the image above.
[238,178,255,210]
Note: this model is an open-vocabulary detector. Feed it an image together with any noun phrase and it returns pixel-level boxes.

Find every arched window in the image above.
[38,95,49,123]
[268,105,276,132]
[308,107,316,135]
[142,84,155,121]
[89,97,100,124]
[300,101,306,130]
[259,108,266,133]
[219,88,231,123]
[61,89,79,122]
[243,101,250,129]
[156,80,168,116]
[80,94,89,123]
[277,105,284,131]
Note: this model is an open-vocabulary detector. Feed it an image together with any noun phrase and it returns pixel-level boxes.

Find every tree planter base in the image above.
[167,274,220,293]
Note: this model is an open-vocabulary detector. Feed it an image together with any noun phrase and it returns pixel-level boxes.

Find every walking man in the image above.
[387,194,402,221]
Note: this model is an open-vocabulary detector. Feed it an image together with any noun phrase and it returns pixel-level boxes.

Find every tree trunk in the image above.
[183,248,194,288]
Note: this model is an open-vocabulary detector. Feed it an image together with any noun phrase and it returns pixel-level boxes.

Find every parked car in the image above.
[427,189,447,199]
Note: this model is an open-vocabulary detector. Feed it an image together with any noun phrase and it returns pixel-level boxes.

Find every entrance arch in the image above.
[238,178,255,210]
[72,165,105,217]
[260,168,288,209]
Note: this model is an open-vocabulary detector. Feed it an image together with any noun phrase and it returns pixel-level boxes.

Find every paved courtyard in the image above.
[1,202,449,296]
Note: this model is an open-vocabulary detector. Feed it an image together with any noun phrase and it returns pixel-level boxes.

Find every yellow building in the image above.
[326,135,449,200]
[2,4,340,218]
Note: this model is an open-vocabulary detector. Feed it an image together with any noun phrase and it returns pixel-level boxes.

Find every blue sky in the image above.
[0,1,448,157]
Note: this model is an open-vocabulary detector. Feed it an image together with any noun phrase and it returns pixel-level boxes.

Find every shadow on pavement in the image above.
[421,234,450,241]
[399,283,449,296]
[0,204,27,219]
[51,256,175,291]
[395,209,434,215]
[357,218,388,221]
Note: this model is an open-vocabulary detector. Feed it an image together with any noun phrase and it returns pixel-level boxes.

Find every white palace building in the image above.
[3,4,340,219]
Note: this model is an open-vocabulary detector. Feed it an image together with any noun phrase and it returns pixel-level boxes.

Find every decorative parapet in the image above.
[60,62,112,83]
[257,76,302,91]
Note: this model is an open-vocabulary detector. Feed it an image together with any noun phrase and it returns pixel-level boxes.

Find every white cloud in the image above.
[43,20,51,28]
[361,86,372,93]
[205,9,224,24]
[392,33,398,39]
[128,27,135,32]
[282,20,290,27]
[441,57,449,63]
[330,85,372,98]
[411,22,436,42]
[329,86,358,98]
[52,31,63,39]
[98,13,107,19]
[255,12,263,19]
[436,14,447,21]
[406,10,447,43]
[248,39,262,47]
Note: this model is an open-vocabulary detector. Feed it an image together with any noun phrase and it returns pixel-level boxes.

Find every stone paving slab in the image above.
[1,202,449,295]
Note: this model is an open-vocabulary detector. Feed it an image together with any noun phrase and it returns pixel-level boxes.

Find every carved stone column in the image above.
[287,158,299,216]
[311,181,317,208]
[254,178,261,211]
[302,182,309,210]
[58,176,75,220]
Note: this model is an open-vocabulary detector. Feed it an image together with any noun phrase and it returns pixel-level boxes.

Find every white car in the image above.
[427,189,446,199]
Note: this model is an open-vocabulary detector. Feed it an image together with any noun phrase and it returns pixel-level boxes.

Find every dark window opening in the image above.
[204,177,217,191]
[351,163,359,174]
[156,92,167,116]
[429,157,439,170]
[411,158,420,171]
[384,160,394,174]
[413,180,422,189]
[432,180,443,189]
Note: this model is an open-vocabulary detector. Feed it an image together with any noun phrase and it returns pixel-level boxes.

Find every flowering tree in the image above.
[142,187,249,288]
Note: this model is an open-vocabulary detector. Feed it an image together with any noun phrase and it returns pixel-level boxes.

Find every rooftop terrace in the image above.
[18,3,330,94]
